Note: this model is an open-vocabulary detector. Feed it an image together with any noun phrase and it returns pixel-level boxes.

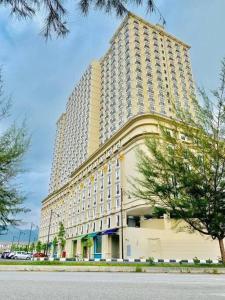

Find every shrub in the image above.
[206,258,212,264]
[193,257,200,264]
[148,257,155,265]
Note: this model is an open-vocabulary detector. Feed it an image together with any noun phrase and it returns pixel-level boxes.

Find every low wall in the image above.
[124,220,220,260]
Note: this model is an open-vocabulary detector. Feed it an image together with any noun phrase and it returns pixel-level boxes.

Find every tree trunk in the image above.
[218,239,225,263]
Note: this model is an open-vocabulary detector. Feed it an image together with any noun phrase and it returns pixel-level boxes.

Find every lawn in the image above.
[0,260,224,268]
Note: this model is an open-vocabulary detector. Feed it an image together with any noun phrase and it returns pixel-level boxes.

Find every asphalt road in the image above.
[0,272,225,300]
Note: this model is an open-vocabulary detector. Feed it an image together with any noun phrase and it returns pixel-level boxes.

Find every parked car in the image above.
[7,252,16,259]
[1,251,10,259]
[33,252,48,258]
[13,251,32,260]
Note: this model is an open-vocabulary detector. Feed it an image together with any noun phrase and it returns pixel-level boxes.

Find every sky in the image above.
[0,0,225,230]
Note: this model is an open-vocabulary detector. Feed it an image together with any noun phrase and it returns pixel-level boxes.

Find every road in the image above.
[0,272,225,300]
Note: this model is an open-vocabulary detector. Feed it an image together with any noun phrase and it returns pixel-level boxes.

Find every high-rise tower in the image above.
[49,13,195,193]
[49,61,101,193]
[38,13,219,262]
[99,13,195,144]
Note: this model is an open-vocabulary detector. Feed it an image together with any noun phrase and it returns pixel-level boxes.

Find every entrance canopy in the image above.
[73,234,88,240]
[73,229,118,241]
[101,228,118,235]
[87,232,99,238]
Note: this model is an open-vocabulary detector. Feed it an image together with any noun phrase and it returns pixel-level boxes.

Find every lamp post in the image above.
[27,222,35,252]
[34,225,39,243]
[10,235,17,251]
[46,210,59,256]
[17,231,24,249]
[120,187,124,260]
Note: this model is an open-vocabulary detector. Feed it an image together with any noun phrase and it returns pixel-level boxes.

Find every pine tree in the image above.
[132,58,225,263]
[0,70,30,234]
[36,240,42,253]
[58,222,66,256]
[0,0,163,38]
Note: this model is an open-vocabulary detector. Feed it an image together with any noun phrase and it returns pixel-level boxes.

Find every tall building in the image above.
[49,61,101,193]
[39,13,219,260]
[99,14,195,144]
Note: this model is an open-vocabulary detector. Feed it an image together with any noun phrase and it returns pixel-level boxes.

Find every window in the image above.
[108,217,111,228]
[100,178,104,189]
[116,169,120,180]
[117,215,120,226]
[108,174,111,185]
[107,187,111,199]
[116,183,120,195]
[116,159,120,167]
[116,196,120,208]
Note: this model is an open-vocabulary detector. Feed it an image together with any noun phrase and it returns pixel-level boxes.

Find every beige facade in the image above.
[99,13,195,145]
[40,13,220,260]
[49,62,101,193]
[40,114,219,260]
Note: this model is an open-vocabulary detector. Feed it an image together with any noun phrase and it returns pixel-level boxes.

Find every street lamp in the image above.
[10,235,17,251]
[45,210,60,255]
[120,187,132,260]
[17,231,25,248]
[120,187,124,260]
[27,222,36,252]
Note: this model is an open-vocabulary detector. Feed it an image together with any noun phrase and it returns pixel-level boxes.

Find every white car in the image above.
[13,251,32,260]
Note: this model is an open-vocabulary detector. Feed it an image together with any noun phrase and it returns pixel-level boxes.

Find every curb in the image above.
[32,257,222,264]
[0,265,225,274]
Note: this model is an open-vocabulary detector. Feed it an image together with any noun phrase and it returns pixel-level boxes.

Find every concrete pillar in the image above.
[119,229,123,259]
[102,235,110,259]
[77,239,82,256]
[65,239,73,258]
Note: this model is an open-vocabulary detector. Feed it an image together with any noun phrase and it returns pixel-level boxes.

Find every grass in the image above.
[0,260,224,268]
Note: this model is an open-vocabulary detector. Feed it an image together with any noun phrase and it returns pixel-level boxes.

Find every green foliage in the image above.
[0,70,30,234]
[60,238,66,251]
[0,1,163,38]
[52,236,58,249]
[57,223,66,255]
[24,245,29,252]
[86,237,93,249]
[132,58,225,262]
[206,258,213,264]
[193,257,200,264]
[148,257,155,265]
[135,266,142,272]
[41,243,47,252]
[58,222,65,241]
[151,207,167,218]
[36,241,42,253]
[29,242,35,252]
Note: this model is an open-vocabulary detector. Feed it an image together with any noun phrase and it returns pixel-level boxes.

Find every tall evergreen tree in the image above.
[0,70,30,234]
[132,59,225,263]
[36,240,42,252]
[58,222,66,256]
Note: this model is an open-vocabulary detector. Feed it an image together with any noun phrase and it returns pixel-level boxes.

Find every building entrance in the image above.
[94,235,102,259]
[111,235,119,258]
